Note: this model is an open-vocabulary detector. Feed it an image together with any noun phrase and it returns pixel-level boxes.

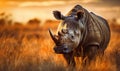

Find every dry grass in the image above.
[0,19,120,71]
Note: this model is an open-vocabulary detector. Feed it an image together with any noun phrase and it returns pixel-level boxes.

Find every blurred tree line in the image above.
[0,12,12,26]
[0,12,41,26]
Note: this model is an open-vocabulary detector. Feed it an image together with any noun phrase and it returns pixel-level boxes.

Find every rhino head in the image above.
[49,10,85,54]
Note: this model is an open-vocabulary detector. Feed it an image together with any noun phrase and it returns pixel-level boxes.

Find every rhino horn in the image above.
[58,31,64,36]
[49,29,58,44]
[61,29,68,34]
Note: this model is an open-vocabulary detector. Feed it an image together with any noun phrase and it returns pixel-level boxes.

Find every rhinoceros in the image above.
[49,5,110,66]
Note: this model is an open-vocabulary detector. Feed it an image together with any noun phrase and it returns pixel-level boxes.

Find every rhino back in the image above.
[66,5,83,16]
[88,12,110,51]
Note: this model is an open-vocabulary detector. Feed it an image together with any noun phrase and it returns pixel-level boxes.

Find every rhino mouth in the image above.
[54,45,72,54]
[49,29,73,54]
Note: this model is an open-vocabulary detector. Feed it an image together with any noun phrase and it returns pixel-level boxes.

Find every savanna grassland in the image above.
[0,18,120,71]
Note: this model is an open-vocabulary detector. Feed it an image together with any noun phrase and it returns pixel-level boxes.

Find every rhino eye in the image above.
[71,35,74,39]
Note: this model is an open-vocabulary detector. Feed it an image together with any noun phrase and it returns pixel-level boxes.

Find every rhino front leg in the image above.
[84,45,99,64]
[63,52,76,67]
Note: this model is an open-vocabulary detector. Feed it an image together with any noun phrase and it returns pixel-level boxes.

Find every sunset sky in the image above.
[0,0,106,8]
[0,0,120,23]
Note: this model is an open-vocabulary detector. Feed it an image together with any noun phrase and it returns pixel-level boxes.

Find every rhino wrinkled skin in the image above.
[49,5,110,66]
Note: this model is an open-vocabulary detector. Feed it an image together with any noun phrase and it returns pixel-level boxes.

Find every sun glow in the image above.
[10,8,44,23]
[9,6,57,23]
[0,0,119,24]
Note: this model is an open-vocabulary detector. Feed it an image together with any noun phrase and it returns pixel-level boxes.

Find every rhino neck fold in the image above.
[76,9,91,48]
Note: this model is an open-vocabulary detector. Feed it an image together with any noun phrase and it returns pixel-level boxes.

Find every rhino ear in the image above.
[53,10,65,20]
[76,10,84,19]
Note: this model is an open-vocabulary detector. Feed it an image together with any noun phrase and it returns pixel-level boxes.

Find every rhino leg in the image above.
[63,52,75,67]
[84,45,99,64]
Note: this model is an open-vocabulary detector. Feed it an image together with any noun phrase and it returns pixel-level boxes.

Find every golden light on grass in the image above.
[0,19,119,71]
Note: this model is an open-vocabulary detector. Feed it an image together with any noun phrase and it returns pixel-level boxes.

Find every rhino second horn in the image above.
[49,29,58,44]
[62,29,68,34]
[58,31,64,36]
